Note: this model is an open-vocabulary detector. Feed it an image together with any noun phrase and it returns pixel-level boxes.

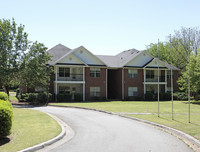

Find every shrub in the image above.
[0,92,8,101]
[145,92,154,101]
[0,99,13,138]
[135,96,142,101]
[92,96,100,101]
[173,92,188,100]
[17,92,52,104]
[57,93,72,102]
[74,93,83,101]
[164,92,171,100]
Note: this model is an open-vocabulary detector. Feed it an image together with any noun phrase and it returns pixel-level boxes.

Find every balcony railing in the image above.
[57,74,83,81]
[145,76,165,82]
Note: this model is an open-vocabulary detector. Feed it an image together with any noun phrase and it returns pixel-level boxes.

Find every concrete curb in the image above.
[49,105,200,152]
[18,112,67,152]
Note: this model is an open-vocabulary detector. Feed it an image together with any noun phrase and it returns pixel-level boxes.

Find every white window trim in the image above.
[90,86,101,97]
[128,69,138,78]
[128,87,138,97]
[90,68,101,78]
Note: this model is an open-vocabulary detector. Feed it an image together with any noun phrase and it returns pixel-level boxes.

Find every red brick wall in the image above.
[85,67,106,100]
[124,69,144,100]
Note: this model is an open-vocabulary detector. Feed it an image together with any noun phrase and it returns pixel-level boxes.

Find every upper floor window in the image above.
[59,67,70,77]
[167,70,173,79]
[128,69,138,78]
[146,70,154,79]
[90,68,100,77]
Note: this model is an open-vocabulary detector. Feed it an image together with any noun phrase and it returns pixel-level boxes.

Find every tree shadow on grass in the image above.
[0,137,10,146]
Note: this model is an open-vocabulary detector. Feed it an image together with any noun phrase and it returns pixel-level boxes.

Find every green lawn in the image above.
[50,101,200,140]
[0,108,61,152]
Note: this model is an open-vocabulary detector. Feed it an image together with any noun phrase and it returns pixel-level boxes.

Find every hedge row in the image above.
[0,92,13,138]
[57,93,83,102]
[144,91,189,101]
[17,92,52,105]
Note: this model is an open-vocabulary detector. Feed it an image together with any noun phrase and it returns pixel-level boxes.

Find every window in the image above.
[167,70,173,79]
[128,87,138,96]
[90,68,100,77]
[90,87,101,97]
[59,67,70,77]
[146,70,154,79]
[59,86,70,94]
[128,69,138,78]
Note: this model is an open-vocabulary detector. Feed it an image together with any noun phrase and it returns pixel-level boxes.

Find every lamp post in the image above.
[46,64,50,106]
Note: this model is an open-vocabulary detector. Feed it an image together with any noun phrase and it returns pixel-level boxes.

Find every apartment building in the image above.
[48,44,179,101]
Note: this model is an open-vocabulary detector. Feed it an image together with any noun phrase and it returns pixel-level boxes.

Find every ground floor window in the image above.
[59,86,70,94]
[90,86,101,97]
[128,87,138,96]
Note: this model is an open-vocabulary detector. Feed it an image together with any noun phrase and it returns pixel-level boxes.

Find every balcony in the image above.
[57,74,83,81]
[145,76,165,82]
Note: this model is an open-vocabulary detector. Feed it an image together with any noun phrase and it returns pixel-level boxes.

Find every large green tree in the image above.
[20,42,52,90]
[147,27,200,100]
[147,27,200,70]
[178,54,200,100]
[0,18,28,95]
[0,18,51,95]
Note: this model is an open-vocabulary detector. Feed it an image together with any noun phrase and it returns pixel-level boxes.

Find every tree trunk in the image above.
[194,92,198,101]
[3,86,10,96]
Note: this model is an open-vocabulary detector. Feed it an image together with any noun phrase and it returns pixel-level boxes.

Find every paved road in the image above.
[35,106,193,152]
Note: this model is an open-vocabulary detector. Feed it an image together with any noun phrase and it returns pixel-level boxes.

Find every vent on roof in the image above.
[121,57,123,59]
[80,50,83,54]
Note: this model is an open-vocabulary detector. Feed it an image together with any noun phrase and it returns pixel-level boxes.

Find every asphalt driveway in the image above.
[35,106,193,152]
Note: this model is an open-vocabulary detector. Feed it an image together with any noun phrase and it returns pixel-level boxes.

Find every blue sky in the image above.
[0,0,199,55]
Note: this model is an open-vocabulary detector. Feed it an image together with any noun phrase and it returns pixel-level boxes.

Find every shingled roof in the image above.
[47,44,179,70]
[97,49,142,68]
[48,44,71,65]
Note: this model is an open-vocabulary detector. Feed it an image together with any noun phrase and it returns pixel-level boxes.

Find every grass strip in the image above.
[0,108,61,152]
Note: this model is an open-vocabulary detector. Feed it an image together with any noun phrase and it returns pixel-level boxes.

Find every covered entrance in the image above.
[107,69,122,99]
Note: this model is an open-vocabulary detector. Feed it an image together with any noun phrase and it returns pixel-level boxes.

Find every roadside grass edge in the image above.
[18,111,66,152]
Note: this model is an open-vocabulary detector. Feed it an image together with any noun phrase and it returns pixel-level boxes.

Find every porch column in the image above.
[83,67,85,101]
[143,69,146,95]
[165,70,167,92]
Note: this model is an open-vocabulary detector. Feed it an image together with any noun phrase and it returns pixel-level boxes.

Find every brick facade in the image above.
[124,69,143,100]
[85,67,107,100]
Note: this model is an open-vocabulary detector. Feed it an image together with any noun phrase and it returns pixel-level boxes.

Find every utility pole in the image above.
[170,35,174,120]
[188,28,191,123]
[158,39,160,117]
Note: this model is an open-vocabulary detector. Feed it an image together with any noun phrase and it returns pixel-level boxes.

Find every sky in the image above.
[0,0,199,55]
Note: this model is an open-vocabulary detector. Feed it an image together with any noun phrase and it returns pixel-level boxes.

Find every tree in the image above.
[178,54,200,100]
[20,42,52,90]
[0,18,28,95]
[147,27,200,70]
[147,41,188,70]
